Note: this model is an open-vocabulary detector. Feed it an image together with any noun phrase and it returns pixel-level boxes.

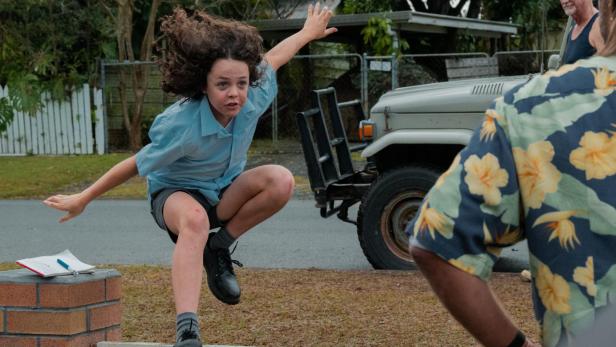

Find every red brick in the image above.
[88,302,121,330]
[105,277,121,301]
[0,336,37,347]
[7,309,86,335]
[0,283,36,307]
[40,330,105,347]
[105,325,122,341]
[40,280,105,308]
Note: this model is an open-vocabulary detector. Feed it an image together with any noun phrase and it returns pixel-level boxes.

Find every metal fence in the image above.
[494,50,559,76]
[99,49,559,147]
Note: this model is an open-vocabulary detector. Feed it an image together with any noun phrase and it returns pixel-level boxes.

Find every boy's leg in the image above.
[162,191,211,344]
[216,164,295,236]
[203,165,294,304]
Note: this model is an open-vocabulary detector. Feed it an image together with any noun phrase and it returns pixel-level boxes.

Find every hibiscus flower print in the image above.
[592,66,616,96]
[449,258,476,275]
[570,131,616,180]
[513,141,561,209]
[536,263,571,314]
[544,62,579,78]
[484,223,522,256]
[573,256,596,296]
[480,109,504,142]
[533,210,580,250]
[413,202,453,240]
[435,154,461,188]
[464,153,509,205]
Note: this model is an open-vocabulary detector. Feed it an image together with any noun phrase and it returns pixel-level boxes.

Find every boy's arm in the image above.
[263,3,337,71]
[44,155,138,223]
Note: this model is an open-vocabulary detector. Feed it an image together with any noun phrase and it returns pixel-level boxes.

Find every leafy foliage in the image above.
[0,0,115,132]
[482,0,566,48]
[341,1,410,55]
[342,0,391,14]
[361,17,410,55]
[0,97,12,134]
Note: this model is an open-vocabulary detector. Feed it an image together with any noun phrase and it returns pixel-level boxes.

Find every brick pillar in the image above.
[0,268,121,347]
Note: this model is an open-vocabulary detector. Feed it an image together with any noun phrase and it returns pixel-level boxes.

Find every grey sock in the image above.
[209,227,236,250]
[176,312,200,342]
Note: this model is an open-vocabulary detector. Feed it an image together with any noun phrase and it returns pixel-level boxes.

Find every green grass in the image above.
[0,137,312,200]
[248,138,301,154]
[0,153,147,199]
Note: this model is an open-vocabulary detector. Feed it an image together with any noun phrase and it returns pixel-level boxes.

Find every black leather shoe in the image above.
[174,330,202,347]
[203,233,242,305]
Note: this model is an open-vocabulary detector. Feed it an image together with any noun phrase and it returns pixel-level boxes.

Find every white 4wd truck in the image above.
[297,25,570,270]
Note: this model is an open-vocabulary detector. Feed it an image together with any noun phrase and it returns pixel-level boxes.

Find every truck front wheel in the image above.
[357,166,440,270]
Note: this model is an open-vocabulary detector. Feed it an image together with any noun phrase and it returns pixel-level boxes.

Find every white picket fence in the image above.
[0,84,105,155]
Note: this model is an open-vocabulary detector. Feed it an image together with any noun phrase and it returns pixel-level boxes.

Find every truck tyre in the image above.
[357,166,440,270]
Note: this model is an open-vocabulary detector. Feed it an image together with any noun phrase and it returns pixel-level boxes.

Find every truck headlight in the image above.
[359,120,376,141]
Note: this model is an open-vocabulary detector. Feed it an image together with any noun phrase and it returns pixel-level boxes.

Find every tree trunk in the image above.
[115,0,160,152]
[116,0,133,148]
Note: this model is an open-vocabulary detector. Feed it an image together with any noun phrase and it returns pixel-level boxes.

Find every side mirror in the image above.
[548,54,561,70]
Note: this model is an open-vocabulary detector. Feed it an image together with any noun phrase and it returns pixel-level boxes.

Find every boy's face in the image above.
[205,58,250,124]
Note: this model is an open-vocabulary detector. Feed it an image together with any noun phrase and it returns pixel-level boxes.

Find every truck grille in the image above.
[471,83,504,95]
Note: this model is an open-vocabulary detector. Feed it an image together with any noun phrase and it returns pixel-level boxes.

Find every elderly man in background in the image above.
[562,0,605,63]
[408,0,616,346]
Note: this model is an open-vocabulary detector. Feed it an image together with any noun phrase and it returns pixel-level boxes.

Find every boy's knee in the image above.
[270,166,294,201]
[180,208,210,239]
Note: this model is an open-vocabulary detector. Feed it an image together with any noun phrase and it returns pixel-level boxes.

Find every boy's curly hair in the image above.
[158,8,264,99]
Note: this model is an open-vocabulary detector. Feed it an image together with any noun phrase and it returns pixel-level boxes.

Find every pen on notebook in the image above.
[57,258,78,276]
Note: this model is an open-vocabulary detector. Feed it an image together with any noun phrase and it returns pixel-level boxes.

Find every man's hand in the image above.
[301,3,337,41]
[43,193,88,223]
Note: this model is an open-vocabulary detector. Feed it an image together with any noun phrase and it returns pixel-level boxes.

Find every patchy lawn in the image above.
[0,263,539,346]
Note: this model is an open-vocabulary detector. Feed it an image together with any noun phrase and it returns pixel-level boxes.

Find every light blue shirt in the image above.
[135,63,277,204]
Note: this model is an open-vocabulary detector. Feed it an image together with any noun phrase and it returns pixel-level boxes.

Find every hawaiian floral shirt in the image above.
[407,55,616,347]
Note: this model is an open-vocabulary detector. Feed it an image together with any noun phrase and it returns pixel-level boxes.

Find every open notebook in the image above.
[16,249,95,277]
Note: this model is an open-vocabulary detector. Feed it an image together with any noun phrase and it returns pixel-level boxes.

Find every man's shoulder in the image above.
[504,56,616,102]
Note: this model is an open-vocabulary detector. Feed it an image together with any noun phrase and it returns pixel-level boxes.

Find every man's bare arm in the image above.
[411,246,539,347]
[590,18,606,52]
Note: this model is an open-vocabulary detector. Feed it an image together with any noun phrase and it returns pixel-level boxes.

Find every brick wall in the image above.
[0,269,121,347]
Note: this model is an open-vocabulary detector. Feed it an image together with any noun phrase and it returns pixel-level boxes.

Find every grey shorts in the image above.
[150,188,228,243]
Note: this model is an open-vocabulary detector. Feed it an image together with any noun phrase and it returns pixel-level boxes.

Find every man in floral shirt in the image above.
[408,1,616,346]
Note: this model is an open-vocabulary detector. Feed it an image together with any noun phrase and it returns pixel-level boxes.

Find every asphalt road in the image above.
[0,199,528,272]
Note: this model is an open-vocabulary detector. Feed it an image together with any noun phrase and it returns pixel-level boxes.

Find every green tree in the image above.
[341,1,410,55]
[0,0,115,133]
[102,0,162,151]
[482,0,566,49]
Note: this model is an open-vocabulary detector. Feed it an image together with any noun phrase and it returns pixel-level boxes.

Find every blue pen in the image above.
[57,258,78,276]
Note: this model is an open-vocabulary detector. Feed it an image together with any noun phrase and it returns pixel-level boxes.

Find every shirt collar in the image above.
[200,97,256,137]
